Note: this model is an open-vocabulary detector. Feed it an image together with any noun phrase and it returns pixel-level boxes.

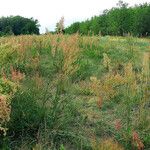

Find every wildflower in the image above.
[90,76,97,82]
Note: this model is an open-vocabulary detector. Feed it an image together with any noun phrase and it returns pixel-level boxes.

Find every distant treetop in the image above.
[0,16,40,36]
[65,1,150,37]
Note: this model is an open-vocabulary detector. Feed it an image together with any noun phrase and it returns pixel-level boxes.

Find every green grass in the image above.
[0,34,150,150]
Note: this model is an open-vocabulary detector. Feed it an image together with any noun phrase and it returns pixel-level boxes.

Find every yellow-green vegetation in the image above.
[0,34,150,150]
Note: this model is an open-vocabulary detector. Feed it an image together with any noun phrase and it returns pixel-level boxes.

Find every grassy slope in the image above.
[0,34,150,150]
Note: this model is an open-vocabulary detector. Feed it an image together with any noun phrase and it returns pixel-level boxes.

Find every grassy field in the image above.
[0,34,150,150]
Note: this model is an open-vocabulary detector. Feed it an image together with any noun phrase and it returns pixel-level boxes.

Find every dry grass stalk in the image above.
[0,95,11,135]
[92,138,124,150]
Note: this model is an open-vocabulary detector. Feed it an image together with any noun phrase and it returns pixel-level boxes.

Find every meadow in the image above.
[0,34,150,150]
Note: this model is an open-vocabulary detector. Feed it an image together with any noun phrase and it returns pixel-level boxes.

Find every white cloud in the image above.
[0,0,149,33]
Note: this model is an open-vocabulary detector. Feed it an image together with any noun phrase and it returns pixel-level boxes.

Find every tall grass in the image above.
[0,34,150,149]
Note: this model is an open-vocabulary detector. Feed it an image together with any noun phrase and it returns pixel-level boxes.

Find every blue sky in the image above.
[0,0,149,33]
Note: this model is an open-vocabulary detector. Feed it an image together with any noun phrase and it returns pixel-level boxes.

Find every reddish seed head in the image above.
[132,131,144,150]
[115,119,122,130]
[97,96,103,109]
[132,131,139,141]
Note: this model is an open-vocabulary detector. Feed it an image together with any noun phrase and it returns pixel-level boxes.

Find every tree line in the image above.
[65,1,150,36]
[0,16,40,36]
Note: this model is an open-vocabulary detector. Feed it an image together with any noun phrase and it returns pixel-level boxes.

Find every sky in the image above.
[0,0,149,33]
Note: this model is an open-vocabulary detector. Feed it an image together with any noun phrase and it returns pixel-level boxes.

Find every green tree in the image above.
[65,22,80,34]
[64,1,150,37]
[0,16,40,36]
